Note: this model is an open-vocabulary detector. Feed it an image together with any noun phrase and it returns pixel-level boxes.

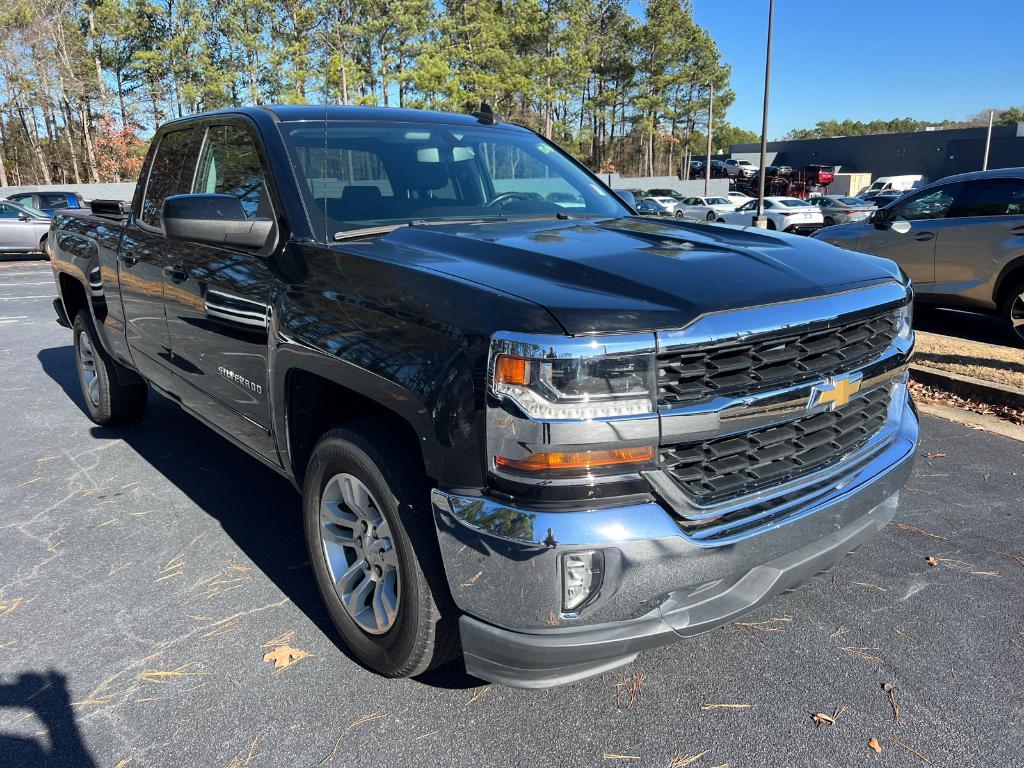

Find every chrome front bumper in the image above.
[431,395,918,687]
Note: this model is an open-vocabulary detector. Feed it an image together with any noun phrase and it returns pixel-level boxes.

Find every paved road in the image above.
[1,257,1021,768]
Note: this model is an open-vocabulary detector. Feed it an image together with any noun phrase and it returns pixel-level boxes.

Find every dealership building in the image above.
[729,123,1024,182]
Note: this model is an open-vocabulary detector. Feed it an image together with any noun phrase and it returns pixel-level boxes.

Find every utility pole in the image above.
[704,84,714,196]
[754,0,774,228]
[982,110,994,170]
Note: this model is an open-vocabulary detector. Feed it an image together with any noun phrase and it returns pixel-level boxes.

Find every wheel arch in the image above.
[993,254,1024,309]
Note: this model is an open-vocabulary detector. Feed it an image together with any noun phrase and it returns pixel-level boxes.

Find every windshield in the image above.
[278,120,627,240]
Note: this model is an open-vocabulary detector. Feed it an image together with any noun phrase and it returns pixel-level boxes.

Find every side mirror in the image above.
[616,190,636,209]
[17,212,29,221]
[890,219,912,234]
[162,194,273,249]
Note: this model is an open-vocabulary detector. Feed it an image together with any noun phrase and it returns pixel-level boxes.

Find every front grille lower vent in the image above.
[658,312,898,407]
[661,386,891,506]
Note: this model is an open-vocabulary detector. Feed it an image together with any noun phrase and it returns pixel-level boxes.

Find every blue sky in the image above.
[684,0,1024,138]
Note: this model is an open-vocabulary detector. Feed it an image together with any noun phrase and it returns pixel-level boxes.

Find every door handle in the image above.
[120,252,139,267]
[913,232,935,242]
[163,264,188,282]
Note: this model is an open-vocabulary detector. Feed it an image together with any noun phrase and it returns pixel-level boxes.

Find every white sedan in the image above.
[726,191,753,205]
[715,196,825,235]
[640,196,683,215]
[673,196,737,221]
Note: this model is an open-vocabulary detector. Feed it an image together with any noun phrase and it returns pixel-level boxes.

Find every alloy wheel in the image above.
[77,331,100,406]
[1011,291,1024,342]
[319,473,400,635]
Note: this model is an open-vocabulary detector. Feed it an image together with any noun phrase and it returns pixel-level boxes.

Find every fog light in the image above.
[562,551,604,613]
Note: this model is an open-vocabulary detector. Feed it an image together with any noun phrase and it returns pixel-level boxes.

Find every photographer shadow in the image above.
[0,671,96,768]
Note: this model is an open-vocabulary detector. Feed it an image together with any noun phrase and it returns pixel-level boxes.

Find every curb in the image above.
[909,364,1024,410]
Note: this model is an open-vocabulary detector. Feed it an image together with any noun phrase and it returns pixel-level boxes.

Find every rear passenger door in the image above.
[120,125,198,383]
[162,119,279,460]
[933,177,1024,299]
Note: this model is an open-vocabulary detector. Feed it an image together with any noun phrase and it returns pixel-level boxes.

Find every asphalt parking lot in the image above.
[1,257,1022,768]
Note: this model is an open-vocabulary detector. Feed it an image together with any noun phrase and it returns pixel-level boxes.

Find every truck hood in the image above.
[350,216,904,335]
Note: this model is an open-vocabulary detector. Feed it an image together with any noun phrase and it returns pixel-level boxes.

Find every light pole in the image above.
[754,0,774,228]
[982,110,994,170]
[704,84,714,196]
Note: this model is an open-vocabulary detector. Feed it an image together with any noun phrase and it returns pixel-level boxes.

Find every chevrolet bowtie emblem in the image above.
[809,372,864,411]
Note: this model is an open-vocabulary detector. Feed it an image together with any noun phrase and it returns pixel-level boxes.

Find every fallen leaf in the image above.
[926,556,939,567]
[869,737,883,753]
[667,751,707,768]
[811,712,835,727]
[262,645,309,670]
[923,452,945,459]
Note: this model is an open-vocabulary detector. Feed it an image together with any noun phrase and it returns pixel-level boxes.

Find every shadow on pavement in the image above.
[914,305,1009,346]
[0,671,96,768]
[37,345,480,691]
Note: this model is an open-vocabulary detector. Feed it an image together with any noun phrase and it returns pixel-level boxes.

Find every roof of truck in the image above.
[161,104,524,130]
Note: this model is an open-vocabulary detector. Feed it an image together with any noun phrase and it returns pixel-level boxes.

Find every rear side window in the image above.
[141,128,195,228]
[38,193,70,209]
[956,178,1024,217]
[193,124,272,219]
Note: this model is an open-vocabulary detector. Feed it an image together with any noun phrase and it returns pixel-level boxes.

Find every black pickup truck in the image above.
[49,105,918,688]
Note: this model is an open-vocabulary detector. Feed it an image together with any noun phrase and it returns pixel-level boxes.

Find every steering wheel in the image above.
[486,191,536,208]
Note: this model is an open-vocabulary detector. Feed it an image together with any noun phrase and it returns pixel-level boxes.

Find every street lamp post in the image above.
[704,84,713,196]
[982,110,994,170]
[754,0,774,228]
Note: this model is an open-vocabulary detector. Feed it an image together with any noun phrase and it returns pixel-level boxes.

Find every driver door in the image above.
[856,182,965,289]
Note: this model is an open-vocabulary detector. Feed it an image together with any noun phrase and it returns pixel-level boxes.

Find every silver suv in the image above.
[814,168,1024,344]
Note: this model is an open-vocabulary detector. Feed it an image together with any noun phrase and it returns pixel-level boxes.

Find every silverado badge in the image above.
[808,372,864,411]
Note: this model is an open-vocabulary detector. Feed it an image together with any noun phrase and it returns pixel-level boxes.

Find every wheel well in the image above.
[58,273,89,323]
[286,369,429,487]
[995,261,1024,310]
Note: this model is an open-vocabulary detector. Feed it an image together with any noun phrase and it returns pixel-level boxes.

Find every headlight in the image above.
[489,334,656,420]
[895,300,913,341]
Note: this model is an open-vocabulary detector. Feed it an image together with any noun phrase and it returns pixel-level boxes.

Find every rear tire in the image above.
[824,216,835,226]
[72,311,148,425]
[674,210,684,219]
[767,220,777,230]
[1001,279,1024,347]
[303,423,459,678]
[706,211,716,221]
[38,234,48,259]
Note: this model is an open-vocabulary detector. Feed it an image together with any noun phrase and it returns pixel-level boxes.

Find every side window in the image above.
[0,203,19,219]
[141,128,195,228]
[890,183,962,221]
[38,193,70,209]
[738,201,756,212]
[955,178,1024,217]
[193,124,272,219]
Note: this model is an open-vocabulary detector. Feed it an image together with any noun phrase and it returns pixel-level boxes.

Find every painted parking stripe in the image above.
[0,295,54,300]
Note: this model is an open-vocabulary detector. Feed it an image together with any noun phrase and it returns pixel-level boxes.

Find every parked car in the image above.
[709,159,730,177]
[799,165,835,187]
[641,195,681,214]
[5,190,87,215]
[726,191,753,205]
[808,195,875,226]
[814,167,1024,344]
[646,188,685,200]
[674,195,736,221]
[862,190,906,207]
[724,158,758,178]
[635,198,664,215]
[765,165,793,177]
[858,175,924,197]
[690,159,705,174]
[717,196,825,234]
[0,200,52,255]
[49,104,917,688]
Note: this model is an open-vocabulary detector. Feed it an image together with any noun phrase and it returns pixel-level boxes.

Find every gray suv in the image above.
[814,168,1024,344]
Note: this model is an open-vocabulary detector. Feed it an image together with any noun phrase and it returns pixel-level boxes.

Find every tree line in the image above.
[782,108,1024,141]
[0,0,763,187]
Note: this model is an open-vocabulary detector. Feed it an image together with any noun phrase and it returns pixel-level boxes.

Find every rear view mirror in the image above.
[162,194,273,249]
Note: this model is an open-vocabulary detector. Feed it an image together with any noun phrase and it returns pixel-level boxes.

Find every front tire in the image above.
[72,311,148,425]
[824,216,835,226]
[1002,279,1024,347]
[706,211,716,221]
[303,423,458,677]
[38,234,48,259]
[674,210,684,219]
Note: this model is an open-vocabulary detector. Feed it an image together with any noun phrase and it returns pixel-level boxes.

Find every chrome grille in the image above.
[657,312,898,407]
[661,387,892,506]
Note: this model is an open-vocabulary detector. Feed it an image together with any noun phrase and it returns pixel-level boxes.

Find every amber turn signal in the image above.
[495,445,655,473]
[494,355,531,386]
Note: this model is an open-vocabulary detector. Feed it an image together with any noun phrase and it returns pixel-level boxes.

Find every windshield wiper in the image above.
[333,217,511,241]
